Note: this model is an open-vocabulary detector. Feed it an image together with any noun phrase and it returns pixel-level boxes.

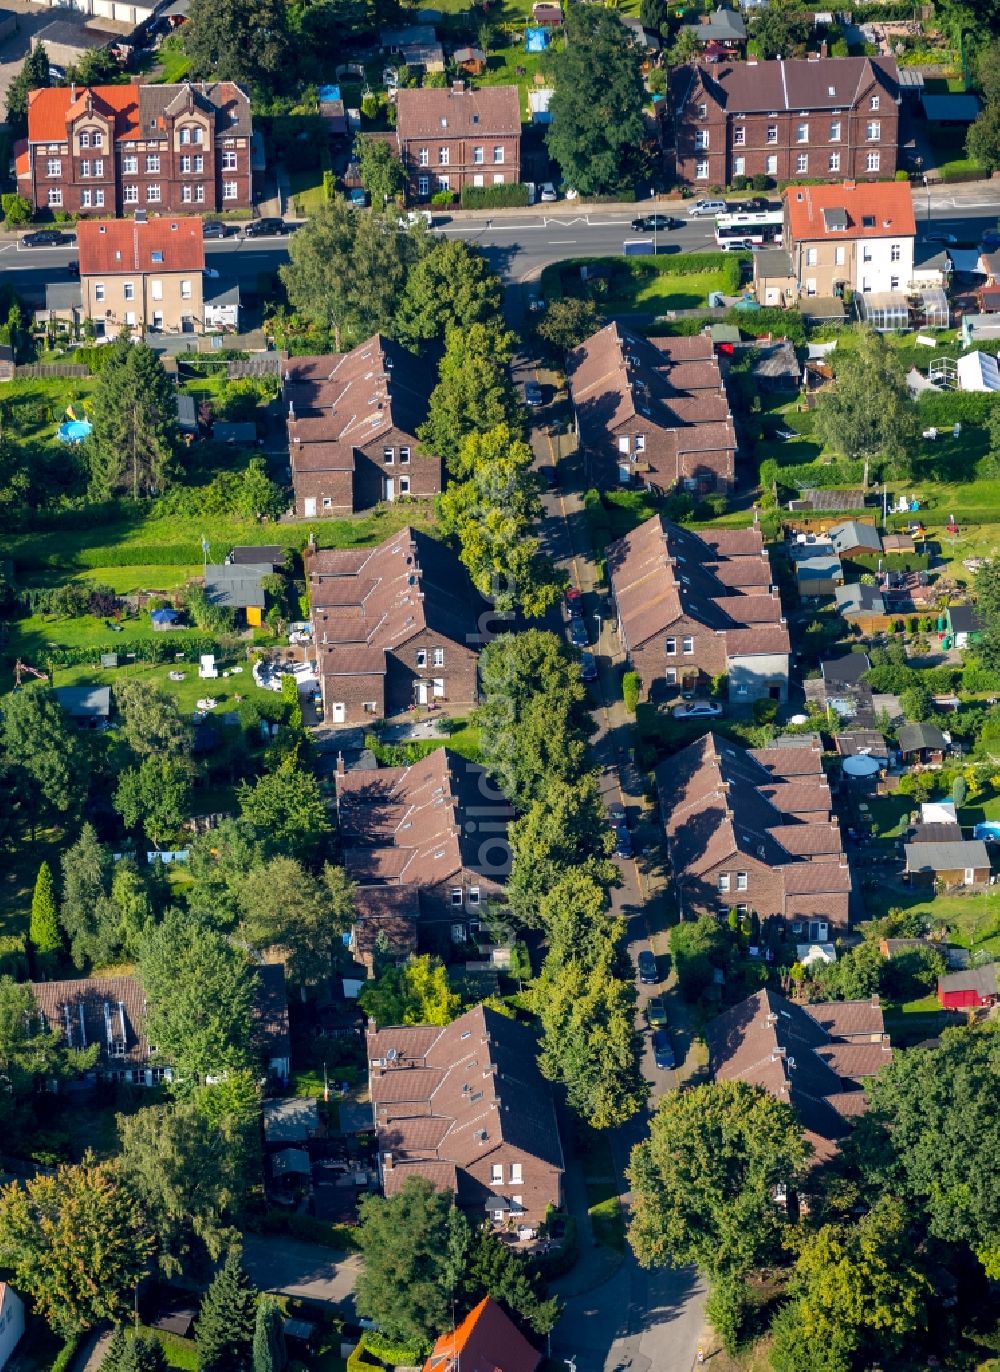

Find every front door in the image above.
[304,497,317,518]
[416,681,430,705]
[384,476,395,502]
[331,702,345,724]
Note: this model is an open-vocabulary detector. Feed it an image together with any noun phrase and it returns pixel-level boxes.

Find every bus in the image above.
[714,209,785,249]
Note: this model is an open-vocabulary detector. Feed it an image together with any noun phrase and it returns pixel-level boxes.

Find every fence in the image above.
[13,363,89,378]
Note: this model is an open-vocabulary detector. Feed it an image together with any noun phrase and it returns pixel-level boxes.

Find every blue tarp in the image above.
[525,26,548,50]
[318,84,342,102]
[150,608,180,625]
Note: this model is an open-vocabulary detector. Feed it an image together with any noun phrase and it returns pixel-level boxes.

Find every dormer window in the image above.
[696,102,707,119]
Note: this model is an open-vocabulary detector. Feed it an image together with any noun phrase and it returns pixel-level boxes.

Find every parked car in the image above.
[243,218,289,237]
[688,199,726,217]
[539,183,558,202]
[607,801,626,828]
[646,996,668,1028]
[673,701,723,719]
[925,231,958,245]
[637,950,658,985]
[523,380,543,408]
[66,260,79,278]
[652,1028,675,1070]
[202,220,230,239]
[580,651,598,683]
[613,823,633,859]
[21,230,66,247]
[569,615,589,649]
[538,463,558,490]
[720,238,754,252]
[565,585,582,607]
[398,210,434,230]
[630,214,681,232]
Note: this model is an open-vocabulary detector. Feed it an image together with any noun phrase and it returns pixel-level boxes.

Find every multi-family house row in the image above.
[669,55,899,187]
[284,336,443,516]
[28,964,290,1089]
[18,80,253,216]
[367,1004,564,1227]
[335,745,510,943]
[77,216,204,338]
[394,82,520,200]
[307,527,486,725]
[657,732,853,940]
[758,180,916,310]
[567,323,737,494]
[608,515,790,704]
[706,988,890,1165]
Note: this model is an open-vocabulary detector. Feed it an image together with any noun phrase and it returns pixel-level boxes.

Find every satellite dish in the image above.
[843,754,880,777]
[386,1047,398,1062]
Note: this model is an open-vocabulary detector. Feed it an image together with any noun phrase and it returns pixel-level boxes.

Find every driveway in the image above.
[241,1235,360,1308]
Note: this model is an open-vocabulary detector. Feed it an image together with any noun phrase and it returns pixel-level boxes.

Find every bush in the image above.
[917,390,997,426]
[346,1343,382,1372]
[0,933,27,978]
[460,183,530,209]
[623,670,642,713]
[361,1332,425,1365]
[895,169,910,181]
[430,189,454,206]
[2,192,32,227]
[51,1336,82,1372]
[706,1275,752,1355]
[751,173,771,192]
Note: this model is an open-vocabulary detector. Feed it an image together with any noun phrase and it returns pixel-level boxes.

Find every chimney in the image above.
[453,79,465,92]
[382,1152,393,1170]
[820,39,828,58]
[288,399,295,419]
[336,751,346,778]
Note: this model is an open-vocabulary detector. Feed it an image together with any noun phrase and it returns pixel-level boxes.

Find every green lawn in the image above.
[46,656,293,720]
[882,993,956,1048]
[542,257,737,313]
[154,36,192,84]
[137,1327,198,1370]
[289,167,330,217]
[863,885,1000,961]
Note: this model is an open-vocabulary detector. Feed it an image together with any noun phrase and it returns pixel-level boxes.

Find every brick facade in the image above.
[670,56,899,189]
[22,81,253,217]
[395,83,521,199]
[284,338,443,517]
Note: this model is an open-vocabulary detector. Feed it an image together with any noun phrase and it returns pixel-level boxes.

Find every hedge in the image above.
[916,391,997,426]
[51,1335,82,1372]
[845,551,930,574]
[12,542,204,573]
[623,670,642,713]
[360,1332,425,1365]
[345,1343,381,1372]
[0,933,27,978]
[39,631,228,669]
[460,184,530,209]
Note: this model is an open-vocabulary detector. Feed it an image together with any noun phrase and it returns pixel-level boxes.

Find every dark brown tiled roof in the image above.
[253,963,290,1065]
[608,514,788,657]
[383,1159,458,1198]
[806,997,885,1040]
[337,746,511,890]
[368,1005,564,1185]
[396,83,520,138]
[309,526,486,682]
[706,988,889,1163]
[674,55,898,115]
[31,974,149,1066]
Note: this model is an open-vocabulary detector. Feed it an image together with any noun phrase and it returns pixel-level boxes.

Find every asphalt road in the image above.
[8,183,1000,308]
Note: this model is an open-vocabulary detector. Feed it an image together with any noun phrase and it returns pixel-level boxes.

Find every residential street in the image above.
[5,181,1000,310]
[521,350,706,1370]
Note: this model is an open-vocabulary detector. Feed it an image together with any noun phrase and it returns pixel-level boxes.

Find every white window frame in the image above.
[866,151,880,172]
[418,175,430,196]
[416,649,427,668]
[222,181,238,200]
[766,125,778,144]
[796,123,809,143]
[180,279,192,299]
[418,147,429,166]
[493,145,504,163]
[432,647,444,666]
[829,120,840,142]
[147,184,161,203]
[890,243,900,262]
[145,154,160,173]
[718,874,730,892]
[829,152,841,172]
[866,121,880,141]
[123,282,135,302]
[682,636,694,654]
[695,159,710,180]
[733,126,745,146]
[46,158,61,177]
[438,146,449,166]
[123,154,138,174]
[766,154,778,176]
[491,1163,503,1183]
[665,637,676,655]
[510,1162,522,1183]
[450,887,464,906]
[94,282,105,302]
[796,153,808,173]
[736,872,748,891]
[870,95,880,110]
[124,184,138,204]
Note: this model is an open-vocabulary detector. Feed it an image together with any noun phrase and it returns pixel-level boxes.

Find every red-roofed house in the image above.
[78,217,205,337]
[395,82,520,199]
[423,1297,541,1372]
[782,180,916,303]
[21,81,252,217]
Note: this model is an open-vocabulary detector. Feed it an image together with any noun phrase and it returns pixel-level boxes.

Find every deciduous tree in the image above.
[813,329,917,480]
[546,7,646,196]
[138,909,255,1089]
[849,1022,1000,1276]
[0,1155,154,1336]
[477,630,591,806]
[0,976,97,1130]
[186,818,264,928]
[439,424,563,617]
[356,135,407,208]
[769,1198,931,1372]
[237,758,331,865]
[628,1080,808,1276]
[967,100,1000,174]
[354,1178,469,1351]
[396,238,503,343]
[237,857,353,986]
[508,776,616,927]
[184,0,290,93]
[2,685,89,835]
[114,755,193,847]
[117,1099,247,1276]
[358,953,461,1026]
[535,297,601,353]
[88,337,179,501]
[195,1245,258,1371]
[112,678,192,758]
[418,322,522,470]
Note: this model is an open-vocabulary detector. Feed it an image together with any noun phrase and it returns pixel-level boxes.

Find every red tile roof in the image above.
[785,180,916,244]
[28,83,140,142]
[77,218,205,276]
[424,1296,541,1372]
[397,84,520,139]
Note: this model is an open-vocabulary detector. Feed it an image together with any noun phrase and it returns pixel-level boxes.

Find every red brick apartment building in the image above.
[659,733,853,940]
[608,515,790,703]
[394,83,520,199]
[567,322,736,494]
[19,80,252,216]
[669,55,899,187]
[284,335,442,516]
[307,526,485,725]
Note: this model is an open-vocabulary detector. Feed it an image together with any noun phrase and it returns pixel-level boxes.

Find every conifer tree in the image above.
[29,861,60,970]
[252,1297,287,1372]
[195,1246,258,1371]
